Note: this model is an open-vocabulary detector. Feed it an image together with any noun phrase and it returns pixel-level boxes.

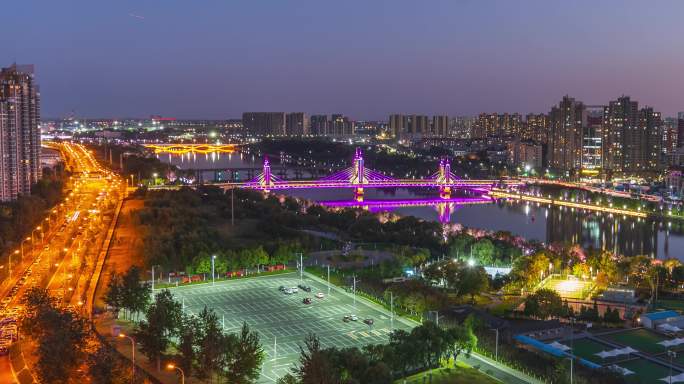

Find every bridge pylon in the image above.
[261,157,275,191]
[436,158,454,199]
[351,148,365,198]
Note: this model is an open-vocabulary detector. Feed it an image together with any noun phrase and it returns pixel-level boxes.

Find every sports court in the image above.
[168,271,415,382]
[598,328,668,355]
[537,277,594,299]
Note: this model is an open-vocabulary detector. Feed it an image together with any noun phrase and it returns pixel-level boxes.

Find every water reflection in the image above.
[157,152,684,260]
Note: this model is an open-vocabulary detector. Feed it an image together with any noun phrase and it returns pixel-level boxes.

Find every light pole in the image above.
[390,291,394,330]
[21,237,30,260]
[668,350,677,384]
[299,252,303,281]
[166,363,185,384]
[118,333,135,383]
[491,328,499,361]
[327,264,330,295]
[211,255,216,286]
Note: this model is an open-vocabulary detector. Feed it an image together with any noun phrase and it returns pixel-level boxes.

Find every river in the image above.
[157,151,684,260]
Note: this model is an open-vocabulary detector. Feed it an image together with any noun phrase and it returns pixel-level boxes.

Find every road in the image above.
[0,142,124,383]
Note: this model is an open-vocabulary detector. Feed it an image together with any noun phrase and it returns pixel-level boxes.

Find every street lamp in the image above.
[166,363,185,384]
[118,333,135,383]
[668,350,677,384]
[21,237,31,260]
[211,255,216,286]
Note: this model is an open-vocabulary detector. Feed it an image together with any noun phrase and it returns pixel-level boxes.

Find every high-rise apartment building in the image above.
[432,115,449,137]
[330,114,353,136]
[310,115,328,136]
[242,112,285,136]
[0,64,41,202]
[548,96,586,173]
[677,112,684,149]
[582,106,604,173]
[524,114,549,143]
[602,96,662,175]
[473,113,522,138]
[389,114,407,138]
[285,112,309,136]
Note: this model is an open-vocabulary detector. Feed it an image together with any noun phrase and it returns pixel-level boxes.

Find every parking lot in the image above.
[169,271,415,382]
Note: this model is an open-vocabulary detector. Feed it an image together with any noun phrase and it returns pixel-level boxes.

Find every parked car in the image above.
[302,298,312,304]
[363,318,374,326]
[315,292,324,299]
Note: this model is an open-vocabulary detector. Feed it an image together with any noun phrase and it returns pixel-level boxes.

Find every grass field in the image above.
[599,329,668,355]
[619,358,675,383]
[399,361,501,384]
[571,338,614,363]
[168,271,415,383]
[538,277,593,299]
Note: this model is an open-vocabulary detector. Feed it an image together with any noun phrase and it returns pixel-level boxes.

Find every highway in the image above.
[0,142,124,383]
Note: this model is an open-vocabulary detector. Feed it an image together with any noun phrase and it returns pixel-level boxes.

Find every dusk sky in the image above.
[4,0,684,119]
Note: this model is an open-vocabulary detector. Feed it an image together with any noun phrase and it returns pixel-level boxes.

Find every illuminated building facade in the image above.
[0,64,41,202]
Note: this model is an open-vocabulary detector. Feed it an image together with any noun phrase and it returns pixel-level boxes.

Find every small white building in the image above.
[639,311,683,329]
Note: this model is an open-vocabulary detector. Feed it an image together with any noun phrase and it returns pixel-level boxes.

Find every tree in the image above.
[196,307,226,381]
[120,266,152,320]
[103,273,124,317]
[472,239,496,266]
[456,265,489,303]
[223,322,265,384]
[177,313,201,377]
[88,344,128,384]
[524,288,563,319]
[292,333,339,384]
[135,289,182,371]
[253,246,270,272]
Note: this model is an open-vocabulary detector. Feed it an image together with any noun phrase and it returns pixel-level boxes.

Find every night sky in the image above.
[4,0,684,119]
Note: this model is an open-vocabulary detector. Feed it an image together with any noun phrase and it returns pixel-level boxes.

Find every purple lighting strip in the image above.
[318,196,494,208]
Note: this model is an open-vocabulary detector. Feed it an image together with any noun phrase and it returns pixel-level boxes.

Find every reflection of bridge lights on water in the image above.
[318,196,494,224]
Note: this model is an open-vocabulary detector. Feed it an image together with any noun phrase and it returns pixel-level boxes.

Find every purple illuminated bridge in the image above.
[233,148,520,199]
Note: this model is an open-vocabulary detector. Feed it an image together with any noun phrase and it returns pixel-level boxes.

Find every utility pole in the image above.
[327,264,331,295]
[300,253,303,281]
[211,255,216,286]
[353,275,357,307]
[390,291,394,330]
[151,265,155,291]
[231,188,235,226]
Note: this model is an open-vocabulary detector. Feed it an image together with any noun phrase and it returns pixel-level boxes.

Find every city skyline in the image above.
[4,0,684,119]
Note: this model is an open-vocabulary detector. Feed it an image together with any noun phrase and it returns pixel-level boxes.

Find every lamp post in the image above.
[211,255,216,286]
[491,328,499,361]
[668,350,677,384]
[166,363,185,384]
[21,237,30,260]
[118,333,135,383]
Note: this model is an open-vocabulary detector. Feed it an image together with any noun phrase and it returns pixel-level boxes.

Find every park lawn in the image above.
[619,358,676,383]
[600,329,667,354]
[398,361,500,384]
[656,299,684,312]
[571,338,613,363]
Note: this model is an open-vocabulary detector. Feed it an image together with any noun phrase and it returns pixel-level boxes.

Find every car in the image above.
[343,315,351,322]
[363,318,374,326]
[315,292,324,299]
[283,288,293,294]
[298,284,312,292]
[278,285,286,291]
[349,314,358,321]
[302,298,312,304]
[290,287,299,293]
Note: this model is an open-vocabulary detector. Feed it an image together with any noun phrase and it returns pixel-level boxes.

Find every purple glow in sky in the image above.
[3,0,684,119]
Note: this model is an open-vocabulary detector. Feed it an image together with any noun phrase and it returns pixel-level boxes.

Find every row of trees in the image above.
[422,259,490,303]
[22,287,140,384]
[103,266,151,320]
[21,288,87,383]
[279,320,477,384]
[0,166,66,260]
[130,288,264,383]
[187,244,300,275]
